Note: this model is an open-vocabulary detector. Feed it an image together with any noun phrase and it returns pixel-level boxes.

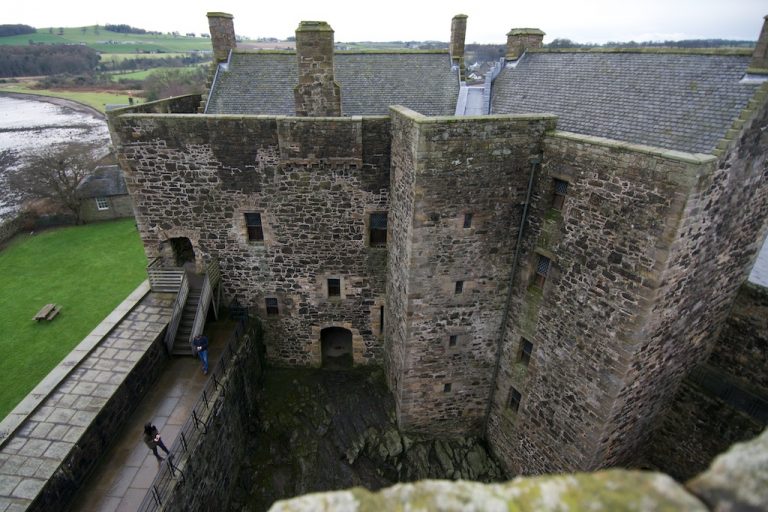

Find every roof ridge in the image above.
[531,47,753,57]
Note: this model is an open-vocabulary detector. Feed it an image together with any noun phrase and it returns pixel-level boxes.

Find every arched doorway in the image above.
[169,237,195,269]
[321,327,353,369]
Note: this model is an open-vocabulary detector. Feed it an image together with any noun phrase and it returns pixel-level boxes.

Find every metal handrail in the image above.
[146,257,185,292]
[137,316,250,512]
[163,274,189,354]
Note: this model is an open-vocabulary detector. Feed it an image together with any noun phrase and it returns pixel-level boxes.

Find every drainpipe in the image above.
[483,155,540,434]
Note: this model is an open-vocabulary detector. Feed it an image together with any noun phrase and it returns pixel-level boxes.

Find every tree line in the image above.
[0,45,99,77]
[103,23,162,35]
[0,24,35,37]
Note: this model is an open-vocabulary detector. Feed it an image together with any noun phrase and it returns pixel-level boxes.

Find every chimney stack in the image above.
[450,14,468,79]
[294,21,341,117]
[506,28,545,60]
[207,12,236,63]
[750,15,768,72]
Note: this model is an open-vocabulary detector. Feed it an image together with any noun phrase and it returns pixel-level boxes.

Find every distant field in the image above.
[0,219,147,420]
[0,26,212,53]
[0,83,138,112]
[100,52,190,63]
[108,64,206,81]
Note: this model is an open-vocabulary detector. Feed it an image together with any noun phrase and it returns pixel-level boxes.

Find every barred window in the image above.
[533,255,551,288]
[519,338,533,366]
[328,278,341,297]
[508,386,522,412]
[552,179,569,210]
[369,212,388,246]
[463,213,473,228]
[265,298,279,316]
[245,212,263,241]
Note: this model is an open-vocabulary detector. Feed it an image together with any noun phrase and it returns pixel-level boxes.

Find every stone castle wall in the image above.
[487,133,716,475]
[111,114,390,366]
[598,97,768,468]
[709,283,768,394]
[387,107,556,435]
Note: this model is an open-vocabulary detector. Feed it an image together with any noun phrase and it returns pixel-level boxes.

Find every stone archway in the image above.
[321,327,353,369]
[169,237,195,269]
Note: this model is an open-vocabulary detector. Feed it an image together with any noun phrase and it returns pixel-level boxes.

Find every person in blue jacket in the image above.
[193,334,209,375]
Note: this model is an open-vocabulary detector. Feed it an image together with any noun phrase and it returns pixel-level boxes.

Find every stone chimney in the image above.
[294,21,341,117]
[207,12,236,63]
[506,28,545,60]
[750,15,768,72]
[450,14,468,78]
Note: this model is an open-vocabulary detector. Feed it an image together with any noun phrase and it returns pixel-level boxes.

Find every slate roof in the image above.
[205,51,459,116]
[491,51,759,154]
[77,165,128,198]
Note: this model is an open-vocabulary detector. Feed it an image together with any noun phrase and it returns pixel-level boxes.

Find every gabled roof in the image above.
[77,165,127,198]
[491,51,759,154]
[205,51,459,116]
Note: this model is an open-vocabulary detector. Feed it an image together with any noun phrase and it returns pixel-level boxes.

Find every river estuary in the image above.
[0,94,110,219]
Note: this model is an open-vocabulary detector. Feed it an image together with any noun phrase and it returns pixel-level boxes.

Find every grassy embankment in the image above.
[0,219,148,419]
[0,82,135,112]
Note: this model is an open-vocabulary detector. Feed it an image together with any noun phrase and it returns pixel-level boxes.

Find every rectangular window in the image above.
[533,255,551,288]
[463,213,473,228]
[443,383,452,393]
[245,212,263,241]
[552,179,569,210]
[519,338,533,366]
[455,281,464,294]
[379,305,384,335]
[95,197,109,210]
[449,335,458,347]
[328,278,341,297]
[265,297,279,316]
[508,386,522,412]
[369,212,388,247]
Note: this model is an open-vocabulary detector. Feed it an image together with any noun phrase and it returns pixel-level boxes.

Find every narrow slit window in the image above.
[369,212,388,247]
[265,297,279,316]
[379,305,384,334]
[449,335,458,347]
[508,387,522,412]
[552,179,568,211]
[463,213,473,228]
[328,278,341,297]
[455,281,464,294]
[519,338,533,366]
[533,255,551,288]
[245,212,263,241]
[443,383,452,393]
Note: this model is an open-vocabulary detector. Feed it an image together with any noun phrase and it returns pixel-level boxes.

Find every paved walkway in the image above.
[0,284,174,510]
[68,319,232,512]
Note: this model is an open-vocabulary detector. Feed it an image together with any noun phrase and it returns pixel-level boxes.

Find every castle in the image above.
[107,12,768,476]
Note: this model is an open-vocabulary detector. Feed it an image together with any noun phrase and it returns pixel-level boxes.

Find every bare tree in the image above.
[7,143,99,224]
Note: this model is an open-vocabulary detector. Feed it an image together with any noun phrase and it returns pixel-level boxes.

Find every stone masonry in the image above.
[107,11,768,481]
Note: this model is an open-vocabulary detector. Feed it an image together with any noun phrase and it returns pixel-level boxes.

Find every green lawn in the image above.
[0,219,148,419]
[0,27,213,53]
[0,83,138,112]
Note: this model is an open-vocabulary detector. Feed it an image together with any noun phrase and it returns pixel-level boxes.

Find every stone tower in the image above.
[207,12,236,63]
[294,21,342,117]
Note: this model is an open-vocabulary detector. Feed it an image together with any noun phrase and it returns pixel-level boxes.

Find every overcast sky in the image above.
[7,0,767,44]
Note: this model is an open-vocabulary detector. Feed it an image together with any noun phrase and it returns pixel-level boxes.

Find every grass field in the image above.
[108,64,207,81]
[0,219,148,419]
[0,26,212,53]
[0,82,138,112]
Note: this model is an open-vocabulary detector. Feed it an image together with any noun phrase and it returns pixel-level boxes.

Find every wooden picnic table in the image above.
[33,304,61,322]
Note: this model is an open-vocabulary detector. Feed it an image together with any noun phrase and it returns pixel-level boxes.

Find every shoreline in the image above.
[0,91,105,120]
